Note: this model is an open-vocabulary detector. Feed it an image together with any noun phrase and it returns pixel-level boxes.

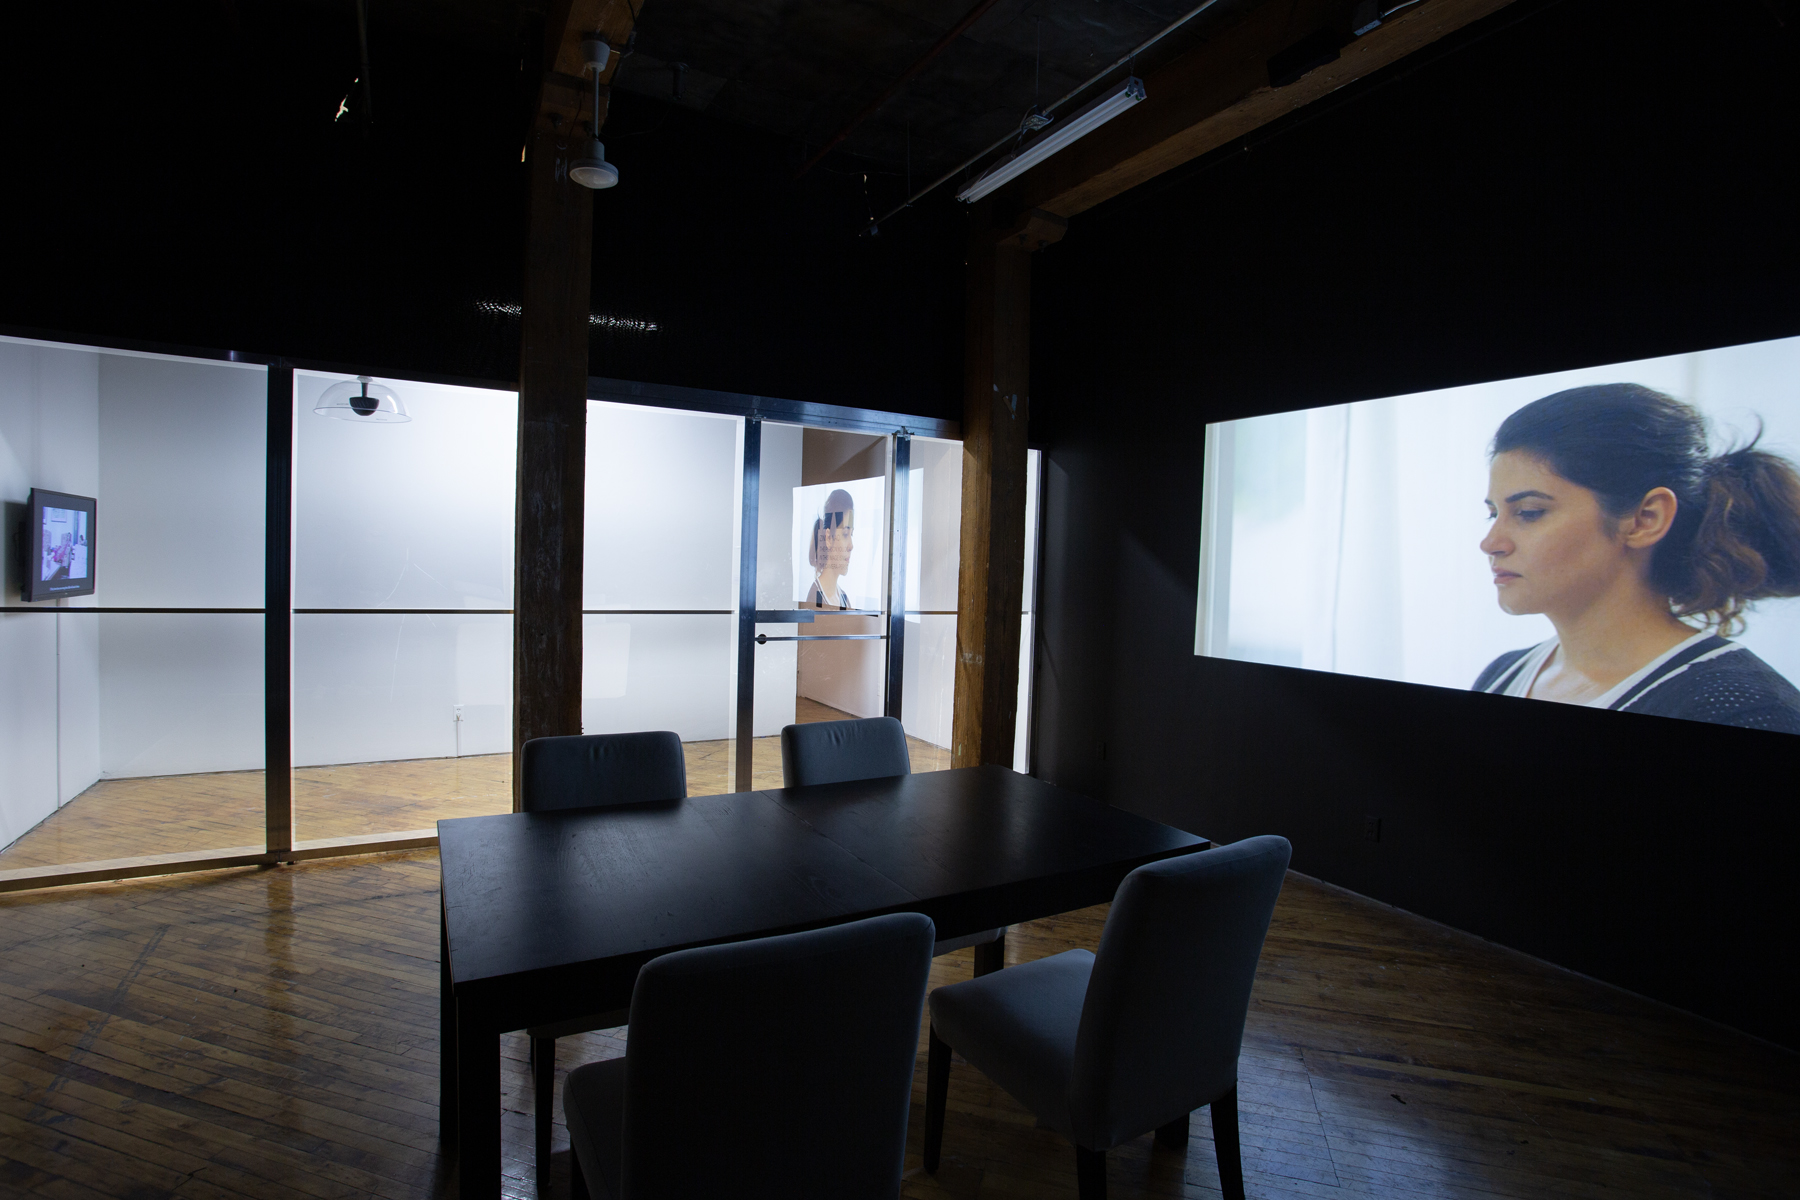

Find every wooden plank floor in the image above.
[0,699,950,871]
[0,850,1792,1199]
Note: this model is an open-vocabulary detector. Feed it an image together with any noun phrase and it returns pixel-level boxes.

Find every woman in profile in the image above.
[1475,383,1800,733]
[804,488,858,610]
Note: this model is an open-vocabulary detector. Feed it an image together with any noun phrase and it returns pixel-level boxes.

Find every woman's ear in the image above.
[1622,487,1679,548]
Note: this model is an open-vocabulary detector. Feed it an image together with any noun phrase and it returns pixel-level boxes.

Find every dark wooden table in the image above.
[437,765,1208,1197]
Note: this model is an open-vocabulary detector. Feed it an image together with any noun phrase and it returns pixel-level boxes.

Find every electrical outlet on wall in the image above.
[453,705,464,721]
[1363,815,1383,843]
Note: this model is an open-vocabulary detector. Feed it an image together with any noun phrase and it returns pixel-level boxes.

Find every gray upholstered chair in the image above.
[562,911,936,1200]
[519,731,687,1175]
[779,716,1008,973]
[922,834,1292,1200]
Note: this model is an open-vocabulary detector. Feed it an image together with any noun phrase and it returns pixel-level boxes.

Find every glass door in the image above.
[732,422,967,790]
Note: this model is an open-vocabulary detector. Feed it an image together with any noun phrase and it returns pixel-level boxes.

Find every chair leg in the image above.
[570,1149,589,1200]
[923,1024,952,1172]
[533,1035,555,1183]
[1155,1110,1190,1150]
[972,929,1006,976]
[1210,1085,1244,1200]
[1074,1144,1107,1200]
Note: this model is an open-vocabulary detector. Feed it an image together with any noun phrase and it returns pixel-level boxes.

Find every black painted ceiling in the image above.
[610,0,1254,184]
[360,0,1257,186]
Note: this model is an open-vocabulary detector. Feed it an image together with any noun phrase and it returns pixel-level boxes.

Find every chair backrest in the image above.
[621,911,935,1199]
[518,731,686,814]
[779,716,911,789]
[1068,835,1291,1148]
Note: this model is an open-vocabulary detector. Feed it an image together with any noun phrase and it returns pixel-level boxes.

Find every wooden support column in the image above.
[952,207,1065,769]
[512,0,635,805]
[513,115,593,805]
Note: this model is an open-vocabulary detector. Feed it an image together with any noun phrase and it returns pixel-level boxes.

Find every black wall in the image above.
[1031,0,1800,1047]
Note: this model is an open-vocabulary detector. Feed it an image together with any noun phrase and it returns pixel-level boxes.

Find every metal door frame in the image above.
[732,422,913,791]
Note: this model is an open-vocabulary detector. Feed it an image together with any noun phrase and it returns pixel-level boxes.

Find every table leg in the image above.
[440,903,457,1142]
[456,1014,502,1199]
[973,928,1007,976]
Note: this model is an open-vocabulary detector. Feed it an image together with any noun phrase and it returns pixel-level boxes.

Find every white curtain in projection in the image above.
[1212,335,1800,692]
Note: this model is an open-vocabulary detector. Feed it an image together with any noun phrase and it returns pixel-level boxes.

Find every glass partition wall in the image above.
[292,372,519,842]
[1,340,267,875]
[897,438,1041,776]
[2,331,1038,887]
[582,402,740,794]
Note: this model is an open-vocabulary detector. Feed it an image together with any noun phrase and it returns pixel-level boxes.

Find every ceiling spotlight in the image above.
[570,33,620,190]
[314,376,410,423]
[570,140,619,189]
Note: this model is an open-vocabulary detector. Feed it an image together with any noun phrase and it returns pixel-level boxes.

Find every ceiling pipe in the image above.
[795,0,1005,180]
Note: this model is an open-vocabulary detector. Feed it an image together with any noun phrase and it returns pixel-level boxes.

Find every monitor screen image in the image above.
[40,506,89,584]
[1197,333,1800,735]
[791,476,886,611]
[21,487,98,601]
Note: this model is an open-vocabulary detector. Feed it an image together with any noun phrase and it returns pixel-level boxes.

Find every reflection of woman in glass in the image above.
[804,488,858,609]
[1474,384,1800,732]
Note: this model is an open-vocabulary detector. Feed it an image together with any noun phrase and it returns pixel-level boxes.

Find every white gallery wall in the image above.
[0,339,100,848]
[98,354,266,778]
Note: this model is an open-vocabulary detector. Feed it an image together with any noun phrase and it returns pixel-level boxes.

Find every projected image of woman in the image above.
[804,488,858,610]
[1474,384,1800,732]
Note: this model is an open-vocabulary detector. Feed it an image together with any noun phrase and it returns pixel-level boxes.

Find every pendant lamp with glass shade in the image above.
[314,376,410,423]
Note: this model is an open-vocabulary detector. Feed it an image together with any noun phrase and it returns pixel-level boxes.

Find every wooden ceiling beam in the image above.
[533,0,638,136]
[996,0,1518,220]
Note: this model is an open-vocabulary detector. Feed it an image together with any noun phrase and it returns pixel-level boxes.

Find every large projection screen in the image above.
[1197,334,1800,734]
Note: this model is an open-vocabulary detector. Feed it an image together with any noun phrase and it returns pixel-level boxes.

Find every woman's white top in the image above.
[1498,628,1718,707]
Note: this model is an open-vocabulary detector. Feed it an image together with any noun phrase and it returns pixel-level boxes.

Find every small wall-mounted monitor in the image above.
[22,488,97,601]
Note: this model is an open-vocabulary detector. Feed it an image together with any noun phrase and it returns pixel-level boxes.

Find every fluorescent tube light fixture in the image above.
[956,76,1146,204]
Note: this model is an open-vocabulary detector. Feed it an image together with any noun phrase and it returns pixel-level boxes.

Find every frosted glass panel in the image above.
[910,437,963,613]
[585,402,739,609]
[295,374,516,608]
[580,614,734,740]
[292,373,518,839]
[293,613,513,767]
[97,355,266,607]
[902,613,957,759]
[292,612,512,840]
[898,444,1038,774]
[899,437,963,764]
[0,612,266,869]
